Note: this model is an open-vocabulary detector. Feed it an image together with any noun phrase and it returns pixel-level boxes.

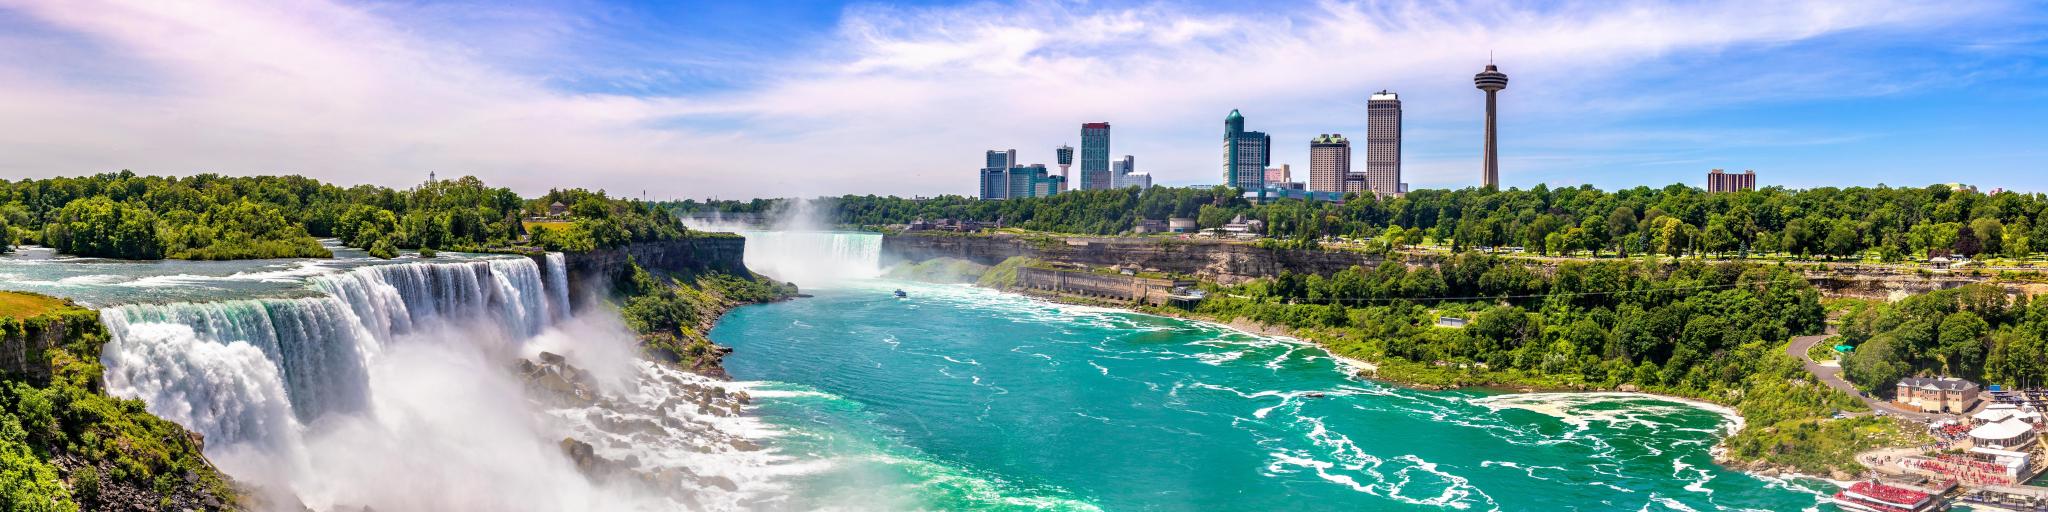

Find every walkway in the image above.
[1787,327,1944,421]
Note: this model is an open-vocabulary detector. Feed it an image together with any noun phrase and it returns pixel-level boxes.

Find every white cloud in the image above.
[0,0,2013,197]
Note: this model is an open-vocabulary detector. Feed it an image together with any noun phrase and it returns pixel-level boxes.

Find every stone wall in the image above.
[1015,267,1186,305]
[881,233,1385,284]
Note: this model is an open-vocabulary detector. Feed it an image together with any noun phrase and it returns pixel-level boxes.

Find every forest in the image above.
[1174,254,1904,472]
[1837,284,2048,390]
[675,182,2048,261]
[0,171,688,259]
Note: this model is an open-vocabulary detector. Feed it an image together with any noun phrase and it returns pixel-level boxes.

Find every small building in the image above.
[1435,316,1468,328]
[1133,219,1169,234]
[547,201,569,217]
[1929,256,1952,272]
[1970,418,2039,451]
[1221,214,1264,236]
[1896,376,1981,413]
[1167,218,1198,233]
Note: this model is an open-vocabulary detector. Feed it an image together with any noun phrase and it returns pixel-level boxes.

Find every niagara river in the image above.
[711,231,1837,511]
[1,233,1838,511]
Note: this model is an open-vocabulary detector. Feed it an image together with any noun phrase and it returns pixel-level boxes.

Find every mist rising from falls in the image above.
[99,256,780,511]
[733,231,882,287]
[683,198,884,287]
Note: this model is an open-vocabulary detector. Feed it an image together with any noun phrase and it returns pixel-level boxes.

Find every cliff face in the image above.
[0,311,82,383]
[557,235,751,307]
[1,293,241,511]
[881,233,1385,284]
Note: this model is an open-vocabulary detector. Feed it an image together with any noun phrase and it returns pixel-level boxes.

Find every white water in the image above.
[99,255,781,511]
[731,231,883,287]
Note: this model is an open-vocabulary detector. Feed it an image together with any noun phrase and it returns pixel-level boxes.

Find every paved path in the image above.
[1787,327,1944,421]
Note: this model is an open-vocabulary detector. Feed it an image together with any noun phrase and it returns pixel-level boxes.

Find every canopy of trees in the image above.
[0,171,696,259]
[675,183,2048,261]
[1838,284,2048,391]
[1190,255,1826,393]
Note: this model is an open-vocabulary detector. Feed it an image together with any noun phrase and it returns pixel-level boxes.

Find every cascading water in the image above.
[729,231,883,287]
[95,254,777,511]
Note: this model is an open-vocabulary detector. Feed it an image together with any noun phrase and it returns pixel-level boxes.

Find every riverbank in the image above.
[964,277,1915,486]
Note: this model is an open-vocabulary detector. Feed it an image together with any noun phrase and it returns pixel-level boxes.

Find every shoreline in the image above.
[971,281,1863,487]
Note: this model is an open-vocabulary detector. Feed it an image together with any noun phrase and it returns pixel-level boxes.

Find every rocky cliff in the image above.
[880,233,1385,284]
[1,292,241,511]
[557,234,751,308]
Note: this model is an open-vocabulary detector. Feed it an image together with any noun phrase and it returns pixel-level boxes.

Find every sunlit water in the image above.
[713,279,1836,511]
[4,232,1840,511]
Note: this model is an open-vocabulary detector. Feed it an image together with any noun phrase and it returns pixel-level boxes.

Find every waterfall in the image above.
[544,252,570,321]
[732,231,882,287]
[103,257,560,446]
[96,255,781,510]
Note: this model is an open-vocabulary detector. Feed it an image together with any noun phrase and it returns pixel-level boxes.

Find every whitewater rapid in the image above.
[95,255,786,511]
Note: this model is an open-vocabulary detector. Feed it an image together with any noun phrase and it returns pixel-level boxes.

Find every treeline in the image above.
[1180,256,1896,472]
[0,171,691,260]
[1191,255,1826,391]
[681,183,2048,261]
[1838,284,2048,390]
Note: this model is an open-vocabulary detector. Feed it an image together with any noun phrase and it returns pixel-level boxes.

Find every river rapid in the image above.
[707,231,1838,511]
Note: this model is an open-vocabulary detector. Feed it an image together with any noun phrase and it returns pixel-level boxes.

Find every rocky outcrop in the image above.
[557,235,750,308]
[0,311,87,383]
[881,233,1385,284]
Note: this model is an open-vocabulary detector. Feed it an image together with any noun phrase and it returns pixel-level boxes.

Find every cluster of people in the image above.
[1904,456,2015,487]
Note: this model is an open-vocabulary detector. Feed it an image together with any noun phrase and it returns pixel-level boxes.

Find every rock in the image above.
[539,351,567,365]
[1618,383,1641,393]
[1830,469,1853,481]
[700,475,739,492]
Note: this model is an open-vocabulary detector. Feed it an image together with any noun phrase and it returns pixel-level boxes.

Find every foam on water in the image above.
[95,255,794,511]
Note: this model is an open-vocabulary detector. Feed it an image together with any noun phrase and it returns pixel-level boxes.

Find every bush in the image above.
[368,239,398,259]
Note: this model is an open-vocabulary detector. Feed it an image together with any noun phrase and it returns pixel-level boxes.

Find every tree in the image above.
[1971,217,2005,258]
[1955,225,1983,258]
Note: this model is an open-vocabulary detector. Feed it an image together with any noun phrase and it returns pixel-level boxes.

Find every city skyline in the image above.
[0,1,2043,198]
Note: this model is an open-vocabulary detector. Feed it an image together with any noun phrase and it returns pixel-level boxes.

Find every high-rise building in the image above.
[1111,155,1152,189]
[1007,164,1061,198]
[980,149,1019,200]
[986,149,1017,170]
[1366,91,1403,196]
[1474,62,1509,189]
[982,163,1063,200]
[1706,169,1756,193]
[1265,164,1291,185]
[1081,123,1112,190]
[1055,145,1074,192]
[1223,110,1270,191]
[980,167,1009,200]
[1309,134,1351,194]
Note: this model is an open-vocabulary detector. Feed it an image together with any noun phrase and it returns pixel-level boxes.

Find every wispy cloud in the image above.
[0,0,2029,197]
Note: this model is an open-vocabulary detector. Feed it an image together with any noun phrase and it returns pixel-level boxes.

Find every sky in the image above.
[0,0,2044,200]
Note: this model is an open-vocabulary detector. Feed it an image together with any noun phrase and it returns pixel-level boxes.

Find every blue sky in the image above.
[0,0,2043,198]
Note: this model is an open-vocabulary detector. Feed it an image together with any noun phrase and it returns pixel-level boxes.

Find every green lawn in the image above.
[0,291,70,321]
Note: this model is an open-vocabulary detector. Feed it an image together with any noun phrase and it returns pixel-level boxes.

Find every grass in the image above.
[0,291,70,321]
[522,220,575,232]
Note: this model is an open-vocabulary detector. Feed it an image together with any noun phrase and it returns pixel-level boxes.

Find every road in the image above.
[1786,327,1944,421]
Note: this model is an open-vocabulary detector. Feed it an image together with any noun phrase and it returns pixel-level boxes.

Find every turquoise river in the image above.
[710,231,1838,511]
[0,231,1844,511]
